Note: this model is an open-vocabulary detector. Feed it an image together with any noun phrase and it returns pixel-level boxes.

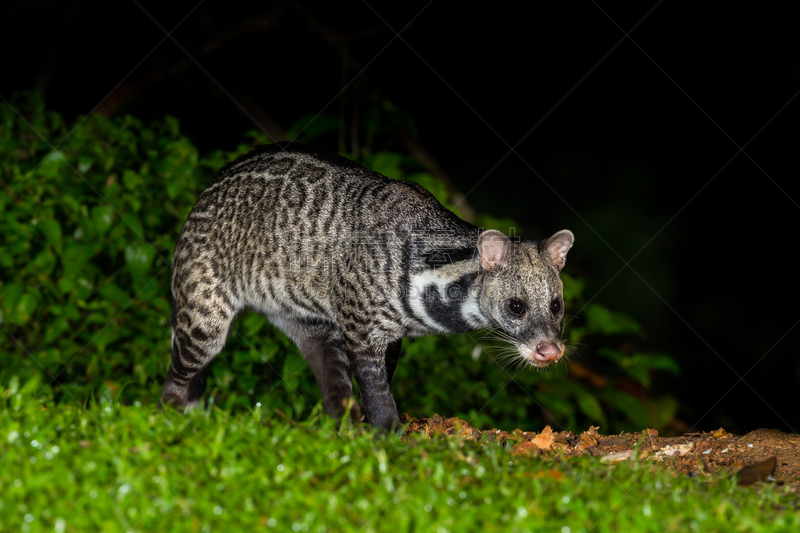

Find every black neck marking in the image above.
[422,273,477,332]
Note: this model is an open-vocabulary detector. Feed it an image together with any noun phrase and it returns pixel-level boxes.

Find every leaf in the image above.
[367,152,403,180]
[596,389,648,429]
[122,169,143,191]
[645,396,679,430]
[77,154,94,173]
[281,351,304,395]
[99,283,132,308]
[629,353,681,376]
[39,218,62,249]
[120,214,145,237]
[596,347,624,363]
[44,320,73,344]
[575,389,607,427]
[561,273,585,302]
[91,205,114,234]
[133,278,160,301]
[18,373,42,395]
[568,325,587,345]
[60,242,100,279]
[39,150,67,173]
[124,241,156,284]
[0,283,38,326]
[166,176,185,200]
[598,350,681,387]
[14,293,38,325]
[31,250,58,277]
[91,325,118,353]
[1,282,23,324]
[286,114,339,142]
[623,365,652,387]
[585,304,642,335]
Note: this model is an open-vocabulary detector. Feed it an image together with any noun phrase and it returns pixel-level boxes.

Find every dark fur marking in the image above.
[422,283,472,332]
[399,247,429,328]
[190,327,209,342]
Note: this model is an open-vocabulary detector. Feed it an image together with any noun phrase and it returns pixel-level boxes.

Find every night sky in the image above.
[4,1,799,433]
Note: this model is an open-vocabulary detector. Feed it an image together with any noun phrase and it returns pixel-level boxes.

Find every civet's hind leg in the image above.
[274,318,358,420]
[160,282,238,410]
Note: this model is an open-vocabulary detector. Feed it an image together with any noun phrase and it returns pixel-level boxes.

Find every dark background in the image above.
[4,0,799,434]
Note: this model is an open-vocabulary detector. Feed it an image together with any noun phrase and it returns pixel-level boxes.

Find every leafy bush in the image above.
[0,93,679,433]
[0,93,296,414]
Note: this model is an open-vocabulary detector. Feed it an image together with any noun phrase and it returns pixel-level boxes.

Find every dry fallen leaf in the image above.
[460,426,481,441]
[511,441,540,457]
[653,443,694,460]
[600,450,633,463]
[736,456,777,486]
[578,426,599,448]
[531,426,554,450]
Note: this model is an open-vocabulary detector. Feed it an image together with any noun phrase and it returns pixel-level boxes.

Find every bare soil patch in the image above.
[403,414,800,491]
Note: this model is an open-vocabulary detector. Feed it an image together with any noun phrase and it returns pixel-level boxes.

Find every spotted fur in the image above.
[160,143,574,430]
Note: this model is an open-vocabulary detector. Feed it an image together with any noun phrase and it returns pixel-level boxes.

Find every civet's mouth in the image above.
[521,341,563,367]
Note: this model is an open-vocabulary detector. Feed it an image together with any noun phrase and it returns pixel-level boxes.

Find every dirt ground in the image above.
[402,414,800,491]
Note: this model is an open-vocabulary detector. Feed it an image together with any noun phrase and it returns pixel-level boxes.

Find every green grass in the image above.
[1,392,797,533]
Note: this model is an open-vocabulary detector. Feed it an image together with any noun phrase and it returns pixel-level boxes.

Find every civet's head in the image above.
[477,229,574,367]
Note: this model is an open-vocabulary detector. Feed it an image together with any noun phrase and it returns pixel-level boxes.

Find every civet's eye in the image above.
[507,299,526,315]
[550,299,562,315]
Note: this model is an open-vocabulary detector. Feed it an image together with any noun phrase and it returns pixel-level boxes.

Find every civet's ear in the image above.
[544,230,574,271]
[477,229,511,271]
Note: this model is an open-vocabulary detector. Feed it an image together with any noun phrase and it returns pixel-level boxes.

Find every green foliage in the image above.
[0,93,680,435]
[2,392,797,532]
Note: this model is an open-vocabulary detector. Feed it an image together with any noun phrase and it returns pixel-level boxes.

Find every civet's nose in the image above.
[534,342,562,364]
